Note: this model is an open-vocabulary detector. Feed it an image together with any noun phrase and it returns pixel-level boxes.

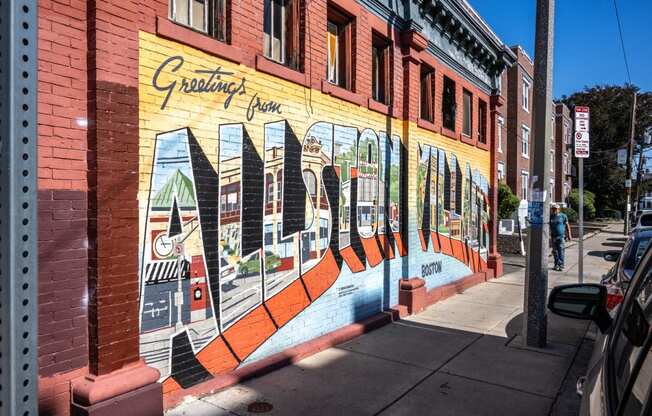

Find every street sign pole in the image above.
[578,158,583,283]
[573,107,590,284]
[624,92,637,235]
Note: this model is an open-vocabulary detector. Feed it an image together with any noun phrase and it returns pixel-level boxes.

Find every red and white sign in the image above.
[574,132,590,158]
[574,107,590,158]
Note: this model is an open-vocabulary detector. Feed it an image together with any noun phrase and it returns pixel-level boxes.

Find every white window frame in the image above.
[497,116,504,153]
[264,0,288,64]
[550,150,555,172]
[326,21,339,85]
[521,125,530,159]
[522,77,530,112]
[497,162,505,181]
[520,171,529,200]
[170,0,210,33]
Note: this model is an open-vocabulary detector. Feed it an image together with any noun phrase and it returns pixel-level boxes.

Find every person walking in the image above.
[550,204,572,271]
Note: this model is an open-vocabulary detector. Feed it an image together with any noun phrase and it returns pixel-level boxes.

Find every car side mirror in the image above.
[548,284,612,332]
[603,252,619,262]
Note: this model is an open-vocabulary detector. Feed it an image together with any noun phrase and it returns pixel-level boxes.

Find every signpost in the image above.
[574,106,590,284]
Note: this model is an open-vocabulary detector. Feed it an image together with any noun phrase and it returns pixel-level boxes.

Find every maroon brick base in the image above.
[487,253,504,278]
[71,383,162,416]
[398,278,427,316]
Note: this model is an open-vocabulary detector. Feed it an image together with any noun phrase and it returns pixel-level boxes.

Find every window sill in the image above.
[156,17,242,64]
[476,139,489,151]
[321,80,365,107]
[368,98,393,116]
[441,127,459,141]
[460,133,475,145]
[417,118,437,133]
[255,55,310,88]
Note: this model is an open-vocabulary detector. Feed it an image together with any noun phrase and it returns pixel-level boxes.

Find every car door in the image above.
[605,247,652,416]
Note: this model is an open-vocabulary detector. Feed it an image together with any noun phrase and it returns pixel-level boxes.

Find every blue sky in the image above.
[468,0,652,98]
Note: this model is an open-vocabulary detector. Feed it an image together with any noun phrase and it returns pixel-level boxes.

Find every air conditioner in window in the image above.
[499,219,515,235]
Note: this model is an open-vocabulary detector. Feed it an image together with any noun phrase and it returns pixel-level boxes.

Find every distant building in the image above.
[555,103,573,205]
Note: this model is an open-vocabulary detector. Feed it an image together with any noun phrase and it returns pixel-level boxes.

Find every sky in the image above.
[468,0,652,99]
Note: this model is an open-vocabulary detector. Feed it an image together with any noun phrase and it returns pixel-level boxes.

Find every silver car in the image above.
[548,243,652,416]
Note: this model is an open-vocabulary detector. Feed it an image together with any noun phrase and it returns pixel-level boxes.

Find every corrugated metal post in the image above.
[0,1,39,415]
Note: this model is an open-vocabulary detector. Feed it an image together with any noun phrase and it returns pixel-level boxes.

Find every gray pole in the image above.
[578,158,584,283]
[624,92,637,235]
[0,1,39,415]
[523,0,555,348]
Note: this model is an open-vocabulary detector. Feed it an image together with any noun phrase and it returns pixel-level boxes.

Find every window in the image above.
[522,77,530,111]
[497,116,504,152]
[276,170,283,201]
[170,0,227,40]
[563,154,568,174]
[266,173,274,203]
[264,0,300,68]
[442,76,456,131]
[326,6,352,89]
[520,171,529,200]
[303,169,317,197]
[462,90,472,136]
[497,162,505,181]
[550,150,554,172]
[478,99,487,143]
[496,75,502,95]
[420,65,435,122]
[371,34,390,105]
[549,179,554,198]
[522,125,530,158]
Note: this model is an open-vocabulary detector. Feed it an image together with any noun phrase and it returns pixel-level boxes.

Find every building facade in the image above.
[37,0,515,414]
[555,103,573,204]
[504,45,533,201]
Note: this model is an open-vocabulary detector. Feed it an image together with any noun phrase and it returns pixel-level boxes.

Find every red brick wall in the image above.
[505,46,533,199]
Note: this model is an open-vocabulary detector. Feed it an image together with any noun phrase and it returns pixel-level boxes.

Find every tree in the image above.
[561,85,652,214]
[568,189,596,220]
[498,182,519,219]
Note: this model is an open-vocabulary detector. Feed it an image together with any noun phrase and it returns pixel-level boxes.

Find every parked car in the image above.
[633,211,652,231]
[547,243,652,416]
[601,228,652,309]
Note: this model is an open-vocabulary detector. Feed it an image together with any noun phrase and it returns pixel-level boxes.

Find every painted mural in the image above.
[138,32,491,392]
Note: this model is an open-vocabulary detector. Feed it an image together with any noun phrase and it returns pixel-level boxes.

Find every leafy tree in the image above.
[568,189,596,220]
[497,182,519,219]
[561,85,652,214]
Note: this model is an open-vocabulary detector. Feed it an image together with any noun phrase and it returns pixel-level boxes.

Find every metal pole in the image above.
[578,158,584,283]
[0,1,39,415]
[523,0,555,348]
[624,92,637,235]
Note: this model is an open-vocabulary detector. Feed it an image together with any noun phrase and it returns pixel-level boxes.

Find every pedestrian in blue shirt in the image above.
[550,204,572,271]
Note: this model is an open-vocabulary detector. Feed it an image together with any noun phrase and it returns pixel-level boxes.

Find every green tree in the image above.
[568,189,596,220]
[561,85,652,214]
[497,182,519,219]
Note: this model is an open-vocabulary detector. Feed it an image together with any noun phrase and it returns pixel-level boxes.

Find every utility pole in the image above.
[523,0,555,348]
[624,92,637,234]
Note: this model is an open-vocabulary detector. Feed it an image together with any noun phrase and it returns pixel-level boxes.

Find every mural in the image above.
[138,32,491,391]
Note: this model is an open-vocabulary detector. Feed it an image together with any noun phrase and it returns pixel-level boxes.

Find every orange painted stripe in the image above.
[440,235,453,257]
[195,335,240,375]
[302,248,341,300]
[378,233,395,260]
[451,239,465,262]
[418,229,428,252]
[222,305,277,361]
[340,245,366,273]
[161,377,182,395]
[393,232,407,257]
[361,236,384,267]
[430,231,441,253]
[265,278,311,327]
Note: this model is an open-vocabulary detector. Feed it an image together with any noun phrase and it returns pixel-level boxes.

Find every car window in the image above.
[624,237,652,271]
[610,257,652,415]
[640,215,652,227]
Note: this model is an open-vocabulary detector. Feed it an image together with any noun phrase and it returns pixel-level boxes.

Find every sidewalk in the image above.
[167,225,620,416]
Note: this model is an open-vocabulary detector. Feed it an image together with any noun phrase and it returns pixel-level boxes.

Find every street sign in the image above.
[575,106,590,133]
[574,132,590,158]
[625,179,632,188]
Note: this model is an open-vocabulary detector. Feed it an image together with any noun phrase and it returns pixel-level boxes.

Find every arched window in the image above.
[265,173,274,203]
[303,169,317,198]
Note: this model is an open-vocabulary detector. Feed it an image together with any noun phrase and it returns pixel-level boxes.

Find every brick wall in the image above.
[555,103,572,202]
[505,46,533,199]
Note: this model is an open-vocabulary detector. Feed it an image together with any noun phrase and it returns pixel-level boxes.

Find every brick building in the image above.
[498,45,571,207]
[36,0,515,414]
[555,103,573,204]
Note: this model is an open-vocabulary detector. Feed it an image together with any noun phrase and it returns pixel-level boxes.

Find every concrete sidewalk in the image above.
[167,225,620,416]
